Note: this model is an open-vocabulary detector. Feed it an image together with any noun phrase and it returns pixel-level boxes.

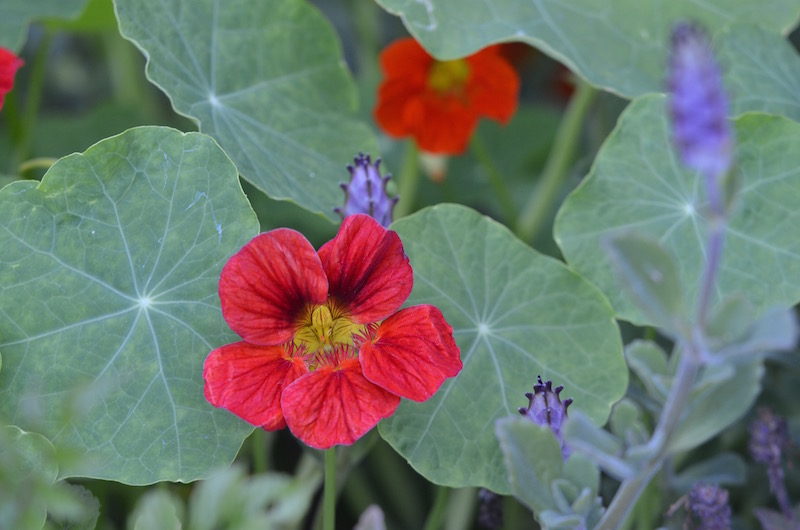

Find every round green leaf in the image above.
[0,0,89,50]
[719,24,800,122]
[376,0,800,98]
[379,204,625,493]
[0,126,258,484]
[555,95,800,325]
[114,0,377,221]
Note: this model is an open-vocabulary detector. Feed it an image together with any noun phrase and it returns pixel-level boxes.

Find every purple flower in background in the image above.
[750,408,794,521]
[336,153,397,227]
[668,22,733,213]
[687,484,732,530]
[519,375,573,460]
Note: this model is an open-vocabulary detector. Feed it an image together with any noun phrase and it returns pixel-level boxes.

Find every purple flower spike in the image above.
[668,22,733,213]
[749,408,793,520]
[336,153,397,227]
[687,484,731,530]
[519,375,573,460]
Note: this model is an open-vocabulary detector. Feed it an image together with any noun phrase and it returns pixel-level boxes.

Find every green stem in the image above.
[323,448,337,530]
[250,429,269,474]
[393,141,420,220]
[14,30,54,171]
[422,486,450,530]
[18,157,58,175]
[516,79,596,243]
[471,132,517,225]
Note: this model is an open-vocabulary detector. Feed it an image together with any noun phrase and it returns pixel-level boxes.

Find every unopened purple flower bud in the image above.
[687,483,731,530]
[335,153,397,227]
[668,22,733,213]
[518,375,573,460]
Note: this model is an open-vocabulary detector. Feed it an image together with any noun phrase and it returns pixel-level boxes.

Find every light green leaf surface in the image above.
[380,204,625,493]
[114,0,377,221]
[671,357,763,452]
[496,417,561,514]
[129,490,184,530]
[555,95,800,325]
[603,232,684,334]
[0,0,89,50]
[719,24,800,122]
[670,452,747,491]
[376,0,800,98]
[0,126,258,484]
[0,425,58,530]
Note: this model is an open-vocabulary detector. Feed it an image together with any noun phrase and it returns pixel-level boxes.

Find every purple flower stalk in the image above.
[519,375,573,460]
[687,484,732,530]
[668,22,733,214]
[749,408,793,521]
[336,153,397,227]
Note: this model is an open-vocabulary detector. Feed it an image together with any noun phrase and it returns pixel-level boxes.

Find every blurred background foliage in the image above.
[3,0,800,529]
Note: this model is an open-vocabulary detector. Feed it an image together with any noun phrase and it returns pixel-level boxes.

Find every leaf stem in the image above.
[14,30,54,173]
[323,447,337,530]
[422,485,450,530]
[393,141,420,220]
[516,79,596,243]
[597,349,699,528]
[470,132,517,224]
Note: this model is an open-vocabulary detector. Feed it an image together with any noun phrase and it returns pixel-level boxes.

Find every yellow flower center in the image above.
[427,59,470,94]
[294,303,367,366]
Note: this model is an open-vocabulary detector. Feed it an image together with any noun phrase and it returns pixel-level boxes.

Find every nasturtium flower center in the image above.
[427,59,470,95]
[293,303,367,363]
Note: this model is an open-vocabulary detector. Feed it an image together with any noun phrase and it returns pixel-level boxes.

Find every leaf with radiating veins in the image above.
[380,204,626,493]
[0,126,258,484]
[114,0,377,221]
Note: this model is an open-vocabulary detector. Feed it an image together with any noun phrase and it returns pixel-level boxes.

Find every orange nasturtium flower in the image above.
[0,47,23,111]
[203,214,462,449]
[374,37,519,155]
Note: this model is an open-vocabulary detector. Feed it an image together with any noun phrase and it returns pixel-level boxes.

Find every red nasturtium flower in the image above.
[203,214,462,449]
[0,47,23,111]
[374,37,519,155]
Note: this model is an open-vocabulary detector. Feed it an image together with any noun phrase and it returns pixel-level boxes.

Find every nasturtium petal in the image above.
[555,95,800,325]
[376,0,800,99]
[360,305,461,402]
[203,342,308,431]
[1,0,89,50]
[379,204,625,493]
[281,358,401,450]
[318,215,413,324]
[0,126,258,484]
[114,0,377,221]
[220,229,328,346]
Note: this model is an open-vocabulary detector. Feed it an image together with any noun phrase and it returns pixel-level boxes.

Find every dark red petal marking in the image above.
[281,358,401,449]
[219,229,328,346]
[203,342,307,430]
[317,214,412,324]
[360,305,462,402]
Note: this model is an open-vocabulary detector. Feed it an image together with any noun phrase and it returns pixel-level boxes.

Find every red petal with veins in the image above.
[204,342,307,430]
[318,214,412,324]
[281,358,401,449]
[220,229,328,345]
[360,305,462,402]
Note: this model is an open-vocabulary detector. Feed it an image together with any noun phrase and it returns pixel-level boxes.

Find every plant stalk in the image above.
[516,79,596,243]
